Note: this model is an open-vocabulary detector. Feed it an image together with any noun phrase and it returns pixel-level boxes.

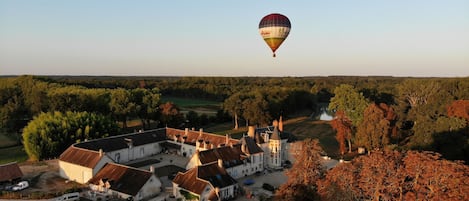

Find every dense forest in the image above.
[1,75,469,163]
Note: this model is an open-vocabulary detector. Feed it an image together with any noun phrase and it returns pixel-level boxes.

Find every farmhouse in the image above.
[186,136,264,179]
[58,146,113,184]
[88,163,162,201]
[172,163,238,201]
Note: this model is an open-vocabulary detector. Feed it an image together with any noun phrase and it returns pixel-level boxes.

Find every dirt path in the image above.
[18,160,85,196]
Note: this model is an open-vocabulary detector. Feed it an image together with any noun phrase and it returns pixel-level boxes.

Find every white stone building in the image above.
[172,163,238,201]
[88,163,162,201]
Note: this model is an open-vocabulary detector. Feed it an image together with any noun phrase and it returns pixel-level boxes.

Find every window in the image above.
[140,148,145,157]
[115,153,120,163]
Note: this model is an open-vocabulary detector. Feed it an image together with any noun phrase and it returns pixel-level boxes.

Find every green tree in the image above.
[329,84,369,126]
[22,111,118,160]
[223,93,244,129]
[131,88,160,129]
[110,88,136,128]
[242,93,270,126]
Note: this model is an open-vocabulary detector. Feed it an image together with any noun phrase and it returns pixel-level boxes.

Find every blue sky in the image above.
[1,0,468,77]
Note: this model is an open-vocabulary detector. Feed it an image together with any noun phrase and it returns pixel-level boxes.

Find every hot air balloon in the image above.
[259,13,291,57]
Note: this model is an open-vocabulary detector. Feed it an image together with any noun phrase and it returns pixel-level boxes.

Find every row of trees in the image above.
[0,76,169,132]
[275,139,469,201]
[223,89,316,129]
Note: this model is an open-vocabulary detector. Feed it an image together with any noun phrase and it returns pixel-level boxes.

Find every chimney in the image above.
[185,128,189,135]
[279,116,284,132]
[125,138,133,148]
[199,128,203,137]
[217,159,223,168]
[99,149,103,157]
[196,139,203,151]
[225,134,230,145]
[248,126,255,138]
[149,165,154,173]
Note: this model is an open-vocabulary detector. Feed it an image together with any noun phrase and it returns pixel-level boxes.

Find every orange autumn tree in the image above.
[317,150,469,201]
[330,110,353,155]
[447,99,469,122]
[275,139,324,201]
[355,103,397,154]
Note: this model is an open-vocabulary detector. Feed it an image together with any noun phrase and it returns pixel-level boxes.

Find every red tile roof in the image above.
[173,163,237,199]
[166,128,239,148]
[0,162,23,182]
[59,146,105,168]
[88,163,153,196]
[198,145,246,168]
[173,166,210,195]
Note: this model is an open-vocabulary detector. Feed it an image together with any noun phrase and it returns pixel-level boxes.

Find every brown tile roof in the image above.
[173,163,237,197]
[88,163,153,196]
[173,167,210,195]
[198,145,246,168]
[75,129,167,152]
[166,128,239,148]
[0,162,23,182]
[197,163,237,188]
[59,146,105,168]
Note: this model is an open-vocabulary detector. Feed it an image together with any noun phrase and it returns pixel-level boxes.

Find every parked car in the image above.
[55,192,80,201]
[12,181,29,191]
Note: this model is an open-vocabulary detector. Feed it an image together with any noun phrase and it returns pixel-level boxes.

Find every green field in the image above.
[161,96,222,116]
[0,130,28,163]
[283,117,338,157]
[0,145,28,164]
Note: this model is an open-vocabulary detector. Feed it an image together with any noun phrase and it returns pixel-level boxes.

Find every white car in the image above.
[12,181,29,191]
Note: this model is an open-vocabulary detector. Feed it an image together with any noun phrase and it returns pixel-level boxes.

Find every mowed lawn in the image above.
[283,117,339,157]
[161,96,221,116]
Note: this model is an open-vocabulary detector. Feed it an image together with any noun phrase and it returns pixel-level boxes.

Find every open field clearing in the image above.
[161,96,221,116]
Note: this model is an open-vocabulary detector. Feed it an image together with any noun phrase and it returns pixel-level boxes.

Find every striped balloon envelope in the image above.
[259,13,291,57]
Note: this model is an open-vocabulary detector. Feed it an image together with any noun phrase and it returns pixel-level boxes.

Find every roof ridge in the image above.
[106,162,152,174]
[0,161,19,167]
[75,128,165,145]
[70,145,102,154]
